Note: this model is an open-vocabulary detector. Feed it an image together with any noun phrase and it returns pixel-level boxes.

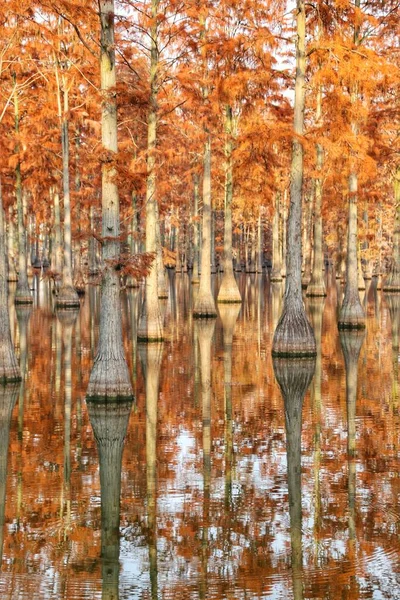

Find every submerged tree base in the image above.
[306,283,327,297]
[193,290,217,319]
[87,358,133,400]
[383,268,400,292]
[14,291,33,305]
[0,371,21,384]
[217,274,241,304]
[338,297,365,330]
[56,285,80,308]
[272,304,316,357]
[270,269,283,283]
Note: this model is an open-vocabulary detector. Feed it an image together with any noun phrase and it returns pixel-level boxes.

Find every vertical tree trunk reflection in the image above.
[273,357,315,600]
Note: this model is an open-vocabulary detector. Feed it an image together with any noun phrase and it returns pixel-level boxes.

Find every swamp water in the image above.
[0,272,399,599]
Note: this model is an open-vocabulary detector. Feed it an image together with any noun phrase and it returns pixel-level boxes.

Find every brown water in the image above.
[0,272,399,599]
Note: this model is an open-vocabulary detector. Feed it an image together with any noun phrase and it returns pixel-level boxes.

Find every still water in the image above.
[0,272,399,599]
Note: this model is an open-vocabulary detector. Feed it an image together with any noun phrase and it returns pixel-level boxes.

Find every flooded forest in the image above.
[1,0,400,598]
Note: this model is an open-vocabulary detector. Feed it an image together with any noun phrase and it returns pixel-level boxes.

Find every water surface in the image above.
[0,273,399,599]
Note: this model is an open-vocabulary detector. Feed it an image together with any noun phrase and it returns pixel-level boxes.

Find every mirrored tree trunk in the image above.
[0,383,19,565]
[195,319,215,599]
[56,309,78,537]
[87,397,133,600]
[138,342,163,600]
[273,357,315,600]
[88,0,134,397]
[0,181,20,382]
[339,329,364,599]
[219,304,240,508]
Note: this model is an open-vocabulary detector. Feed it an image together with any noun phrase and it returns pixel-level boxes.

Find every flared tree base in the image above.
[338,296,366,330]
[217,273,241,304]
[14,288,33,305]
[87,357,133,401]
[383,284,400,292]
[306,279,327,297]
[273,356,316,399]
[272,303,316,357]
[193,291,217,319]
[270,266,283,283]
[383,268,400,292]
[56,284,80,309]
[137,314,164,343]
[0,341,21,382]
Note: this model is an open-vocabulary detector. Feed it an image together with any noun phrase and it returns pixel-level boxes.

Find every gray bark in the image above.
[192,174,201,284]
[338,176,365,329]
[7,207,18,282]
[383,167,400,291]
[273,356,315,600]
[218,105,241,304]
[0,179,21,382]
[271,192,283,281]
[138,0,164,340]
[307,99,326,298]
[87,397,133,600]
[13,82,32,305]
[0,383,19,565]
[88,0,133,398]
[219,304,240,506]
[193,135,217,318]
[272,1,316,357]
[57,92,80,308]
[340,329,364,546]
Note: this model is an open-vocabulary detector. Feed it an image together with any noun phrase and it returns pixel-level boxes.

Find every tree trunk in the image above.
[271,192,283,281]
[73,130,85,294]
[56,81,80,307]
[281,189,287,278]
[307,94,326,298]
[126,192,140,288]
[0,179,21,382]
[257,210,263,273]
[193,135,217,318]
[89,205,100,276]
[218,105,241,304]
[7,207,18,282]
[155,202,168,298]
[87,0,133,398]
[194,13,217,318]
[301,190,313,288]
[192,174,201,284]
[338,177,365,328]
[383,167,400,291]
[13,82,32,305]
[138,0,164,341]
[338,0,365,329]
[272,0,316,357]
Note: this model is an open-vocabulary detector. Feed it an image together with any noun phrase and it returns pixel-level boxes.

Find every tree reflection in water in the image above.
[273,356,315,600]
[87,395,133,600]
[138,342,164,600]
